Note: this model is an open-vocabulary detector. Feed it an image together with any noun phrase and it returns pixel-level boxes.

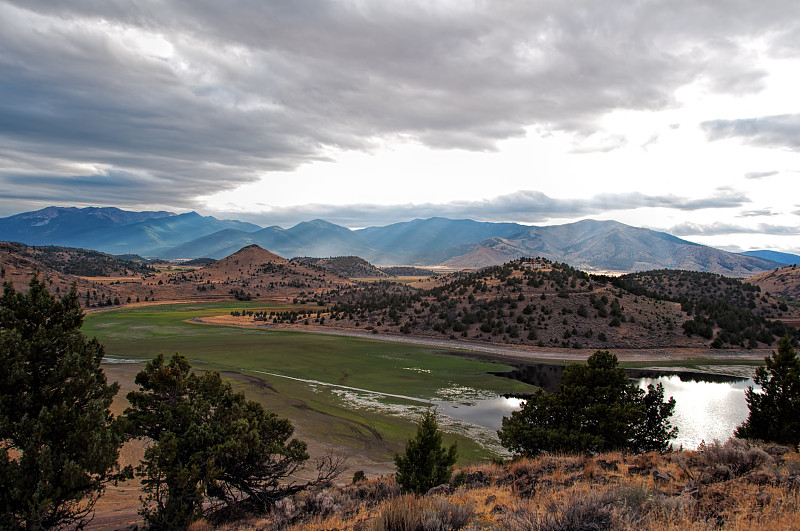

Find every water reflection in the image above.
[639,375,757,450]
[432,373,760,450]
[432,396,524,432]
[430,375,759,449]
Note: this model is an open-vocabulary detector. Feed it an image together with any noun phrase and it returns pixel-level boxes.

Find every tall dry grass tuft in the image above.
[187,520,213,531]
[367,494,476,531]
[681,439,772,484]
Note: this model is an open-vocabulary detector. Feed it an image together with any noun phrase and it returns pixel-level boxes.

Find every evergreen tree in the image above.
[736,335,800,446]
[124,353,319,529]
[0,277,127,529]
[633,382,679,453]
[394,410,457,494]
[498,350,677,456]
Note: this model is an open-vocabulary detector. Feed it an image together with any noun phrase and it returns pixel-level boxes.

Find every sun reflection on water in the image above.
[639,375,757,451]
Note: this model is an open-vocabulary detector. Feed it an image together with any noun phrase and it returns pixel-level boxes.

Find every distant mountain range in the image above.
[739,250,800,266]
[0,206,793,275]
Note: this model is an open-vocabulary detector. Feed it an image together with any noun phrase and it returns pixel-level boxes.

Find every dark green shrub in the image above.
[394,411,457,494]
[498,350,677,456]
[736,335,800,446]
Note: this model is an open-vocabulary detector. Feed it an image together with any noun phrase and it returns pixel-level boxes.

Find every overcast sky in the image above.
[1,0,798,253]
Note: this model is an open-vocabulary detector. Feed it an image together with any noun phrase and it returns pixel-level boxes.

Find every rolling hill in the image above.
[748,265,800,302]
[298,258,800,350]
[0,243,353,307]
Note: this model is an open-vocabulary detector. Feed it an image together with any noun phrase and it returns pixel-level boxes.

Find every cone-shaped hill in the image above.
[199,244,288,279]
[189,245,354,298]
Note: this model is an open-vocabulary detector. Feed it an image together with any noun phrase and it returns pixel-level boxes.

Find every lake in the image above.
[431,367,758,451]
[638,374,756,450]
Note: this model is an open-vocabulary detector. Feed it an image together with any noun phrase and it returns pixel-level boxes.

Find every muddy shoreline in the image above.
[193,316,766,392]
[194,315,771,365]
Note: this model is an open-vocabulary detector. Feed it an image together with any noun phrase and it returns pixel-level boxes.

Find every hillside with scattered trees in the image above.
[293,255,388,278]
[748,265,800,303]
[273,258,800,350]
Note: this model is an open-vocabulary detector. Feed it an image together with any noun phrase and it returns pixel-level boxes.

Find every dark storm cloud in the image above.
[1,0,799,210]
[702,115,800,150]
[217,189,751,228]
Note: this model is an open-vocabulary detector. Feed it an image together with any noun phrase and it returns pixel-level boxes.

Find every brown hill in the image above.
[748,265,800,302]
[439,244,518,269]
[303,259,799,351]
[293,256,387,279]
[0,241,186,307]
[199,244,288,279]
[1,243,354,308]
[181,245,353,300]
[0,242,128,306]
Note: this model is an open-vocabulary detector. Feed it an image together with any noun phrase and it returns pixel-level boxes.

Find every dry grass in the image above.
[213,439,800,530]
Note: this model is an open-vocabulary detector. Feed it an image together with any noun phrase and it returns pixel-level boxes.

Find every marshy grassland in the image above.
[85,301,538,466]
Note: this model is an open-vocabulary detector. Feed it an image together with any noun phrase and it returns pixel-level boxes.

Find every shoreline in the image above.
[191,315,770,365]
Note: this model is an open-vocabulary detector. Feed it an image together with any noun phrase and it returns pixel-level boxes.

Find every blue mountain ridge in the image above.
[0,207,786,275]
[739,250,800,266]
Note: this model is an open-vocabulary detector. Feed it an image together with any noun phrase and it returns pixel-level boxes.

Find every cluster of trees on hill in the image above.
[2,275,799,529]
[327,261,607,345]
[321,259,794,349]
[610,270,799,348]
[293,256,386,279]
[1,242,155,277]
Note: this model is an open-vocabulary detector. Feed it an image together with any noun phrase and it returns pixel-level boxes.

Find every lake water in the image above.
[432,395,525,432]
[638,375,756,450]
[238,359,760,453]
[429,372,758,451]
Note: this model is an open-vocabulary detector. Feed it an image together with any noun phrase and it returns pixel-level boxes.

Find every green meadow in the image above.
[85,302,537,465]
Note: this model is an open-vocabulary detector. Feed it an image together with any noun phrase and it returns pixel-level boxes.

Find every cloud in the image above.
[670,222,799,236]
[738,209,774,217]
[1,0,799,208]
[744,171,779,179]
[206,189,752,228]
[702,114,800,150]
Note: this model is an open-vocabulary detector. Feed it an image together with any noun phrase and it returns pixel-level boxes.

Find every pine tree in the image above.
[394,410,457,494]
[124,353,317,528]
[0,277,127,529]
[633,383,678,453]
[736,335,800,446]
[498,350,677,456]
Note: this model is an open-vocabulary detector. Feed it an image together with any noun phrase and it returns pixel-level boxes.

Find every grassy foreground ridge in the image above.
[206,439,800,530]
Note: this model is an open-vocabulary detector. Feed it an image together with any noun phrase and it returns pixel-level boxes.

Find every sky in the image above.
[0,1,798,254]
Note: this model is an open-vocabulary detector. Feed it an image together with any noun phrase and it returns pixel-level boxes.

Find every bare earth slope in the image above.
[748,265,800,302]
